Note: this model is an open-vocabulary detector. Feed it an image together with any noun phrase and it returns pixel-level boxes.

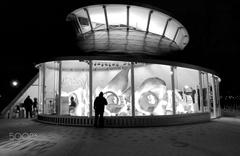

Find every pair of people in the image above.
[24,96,38,118]
[94,92,108,128]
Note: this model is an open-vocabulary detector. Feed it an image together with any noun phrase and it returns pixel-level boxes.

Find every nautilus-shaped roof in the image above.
[67,4,189,55]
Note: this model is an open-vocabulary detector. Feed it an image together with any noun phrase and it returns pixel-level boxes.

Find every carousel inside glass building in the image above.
[2,4,221,127]
[38,60,221,118]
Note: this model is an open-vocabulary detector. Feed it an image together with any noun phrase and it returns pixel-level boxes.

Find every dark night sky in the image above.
[0,0,239,111]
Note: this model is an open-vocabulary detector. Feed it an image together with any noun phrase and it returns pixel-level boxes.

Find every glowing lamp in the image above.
[11,80,19,87]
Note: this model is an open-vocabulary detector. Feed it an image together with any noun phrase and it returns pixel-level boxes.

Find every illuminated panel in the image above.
[175,28,184,46]
[129,6,149,31]
[175,67,200,114]
[87,5,106,30]
[60,60,90,116]
[134,64,172,116]
[44,62,59,115]
[148,11,168,35]
[164,19,179,40]
[107,5,127,27]
[92,60,132,116]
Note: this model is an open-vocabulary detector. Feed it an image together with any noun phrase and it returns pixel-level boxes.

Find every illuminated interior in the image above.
[67,4,189,50]
[38,60,221,118]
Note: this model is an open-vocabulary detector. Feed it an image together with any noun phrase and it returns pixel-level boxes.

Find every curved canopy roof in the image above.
[67,4,189,54]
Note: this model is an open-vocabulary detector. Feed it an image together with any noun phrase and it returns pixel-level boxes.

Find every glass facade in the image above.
[92,61,132,116]
[71,4,189,49]
[38,60,221,118]
[134,63,172,115]
[44,62,59,115]
[174,67,200,114]
[60,61,90,116]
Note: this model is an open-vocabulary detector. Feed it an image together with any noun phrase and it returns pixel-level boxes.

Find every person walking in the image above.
[24,96,33,118]
[94,92,108,128]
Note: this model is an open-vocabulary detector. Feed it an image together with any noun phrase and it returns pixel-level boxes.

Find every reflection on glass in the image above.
[92,61,132,116]
[44,62,59,115]
[38,64,44,114]
[87,6,106,30]
[76,9,91,33]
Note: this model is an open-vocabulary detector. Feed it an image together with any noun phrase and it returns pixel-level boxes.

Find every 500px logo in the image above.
[9,132,38,141]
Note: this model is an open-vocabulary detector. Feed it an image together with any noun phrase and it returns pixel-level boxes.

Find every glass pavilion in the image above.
[36,4,221,119]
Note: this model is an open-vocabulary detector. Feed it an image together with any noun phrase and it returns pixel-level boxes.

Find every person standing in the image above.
[24,96,33,118]
[33,98,38,117]
[69,96,77,115]
[94,92,108,128]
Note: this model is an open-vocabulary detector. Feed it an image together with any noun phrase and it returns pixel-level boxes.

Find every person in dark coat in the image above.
[94,92,108,128]
[24,96,33,118]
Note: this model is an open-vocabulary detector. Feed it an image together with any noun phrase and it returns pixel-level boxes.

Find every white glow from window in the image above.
[149,12,168,35]
[87,5,106,30]
[175,28,184,45]
[70,4,190,49]
[165,19,179,40]
[107,5,127,26]
[129,6,149,31]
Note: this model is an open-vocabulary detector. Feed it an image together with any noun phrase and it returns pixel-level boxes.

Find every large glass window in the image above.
[38,64,44,114]
[164,19,179,41]
[60,61,90,116]
[107,5,127,27]
[174,67,200,114]
[44,62,59,115]
[207,74,221,118]
[75,9,91,33]
[149,12,168,35]
[200,72,209,112]
[208,74,215,117]
[87,5,106,30]
[39,60,220,117]
[215,77,221,117]
[129,6,149,31]
[134,63,172,116]
[92,61,132,116]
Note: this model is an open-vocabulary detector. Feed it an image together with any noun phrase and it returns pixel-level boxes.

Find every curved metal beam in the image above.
[84,8,93,32]
[146,10,153,33]
[103,5,109,31]
[127,5,130,31]
[162,18,172,37]
[172,27,183,42]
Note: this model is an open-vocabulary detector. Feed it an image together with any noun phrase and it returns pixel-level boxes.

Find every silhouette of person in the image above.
[69,96,77,115]
[24,96,33,118]
[94,92,108,128]
[33,98,38,116]
[70,96,76,107]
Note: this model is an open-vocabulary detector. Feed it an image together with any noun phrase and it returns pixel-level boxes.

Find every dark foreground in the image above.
[0,117,240,156]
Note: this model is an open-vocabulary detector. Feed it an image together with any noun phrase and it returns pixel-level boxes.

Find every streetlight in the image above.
[11,80,19,88]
